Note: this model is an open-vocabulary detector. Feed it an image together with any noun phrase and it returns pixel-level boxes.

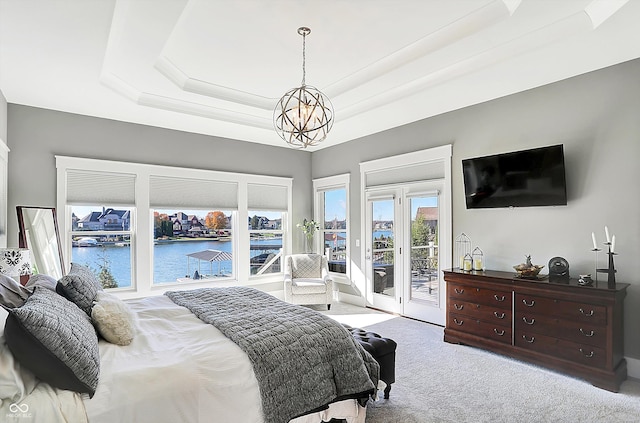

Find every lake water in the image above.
[72,238,281,288]
[72,232,389,288]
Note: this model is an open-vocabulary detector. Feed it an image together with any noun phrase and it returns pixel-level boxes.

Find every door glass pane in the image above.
[323,188,347,274]
[410,195,439,305]
[371,199,394,297]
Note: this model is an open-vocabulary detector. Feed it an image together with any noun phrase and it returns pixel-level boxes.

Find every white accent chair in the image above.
[283,254,333,310]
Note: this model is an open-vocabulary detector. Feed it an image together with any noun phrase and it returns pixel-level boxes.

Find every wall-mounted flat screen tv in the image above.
[462,144,567,209]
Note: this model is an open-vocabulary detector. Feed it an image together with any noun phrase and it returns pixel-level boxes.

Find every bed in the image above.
[0,269,379,423]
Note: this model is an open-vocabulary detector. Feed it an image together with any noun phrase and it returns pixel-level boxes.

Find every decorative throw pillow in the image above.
[91,292,136,346]
[56,263,103,315]
[25,273,58,292]
[0,274,32,309]
[290,255,321,278]
[3,287,100,396]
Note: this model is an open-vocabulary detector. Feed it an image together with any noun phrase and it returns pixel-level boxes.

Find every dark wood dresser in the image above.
[443,269,628,392]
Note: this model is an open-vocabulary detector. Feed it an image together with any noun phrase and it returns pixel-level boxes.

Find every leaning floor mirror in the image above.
[17,206,66,281]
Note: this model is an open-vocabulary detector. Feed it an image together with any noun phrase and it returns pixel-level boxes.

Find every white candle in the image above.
[473,258,483,271]
[605,226,610,243]
[591,232,597,250]
[463,259,472,271]
[611,235,616,253]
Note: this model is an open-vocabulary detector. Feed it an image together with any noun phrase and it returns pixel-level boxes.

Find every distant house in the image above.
[77,208,130,231]
[99,208,130,230]
[77,211,104,231]
[249,215,271,230]
[416,207,438,232]
[169,212,190,235]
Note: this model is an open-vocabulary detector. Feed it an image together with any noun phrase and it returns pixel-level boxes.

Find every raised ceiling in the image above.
[1,0,639,150]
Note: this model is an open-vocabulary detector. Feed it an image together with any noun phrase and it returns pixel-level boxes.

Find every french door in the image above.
[365,181,448,325]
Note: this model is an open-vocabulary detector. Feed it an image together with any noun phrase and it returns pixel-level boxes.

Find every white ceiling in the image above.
[1,0,640,151]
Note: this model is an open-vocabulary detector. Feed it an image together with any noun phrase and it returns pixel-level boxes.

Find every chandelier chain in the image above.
[301,29,306,86]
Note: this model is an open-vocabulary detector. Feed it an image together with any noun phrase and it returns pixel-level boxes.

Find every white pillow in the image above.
[91,292,136,346]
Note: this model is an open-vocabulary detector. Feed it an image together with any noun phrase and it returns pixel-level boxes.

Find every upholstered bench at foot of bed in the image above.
[342,324,397,399]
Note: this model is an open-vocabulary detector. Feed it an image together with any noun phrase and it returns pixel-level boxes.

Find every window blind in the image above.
[247,183,288,211]
[365,161,445,188]
[149,176,238,210]
[66,169,136,205]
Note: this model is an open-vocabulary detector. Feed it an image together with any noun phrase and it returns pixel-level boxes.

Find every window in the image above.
[248,211,283,276]
[56,156,292,296]
[153,208,233,284]
[70,206,133,289]
[313,174,350,276]
[247,183,288,278]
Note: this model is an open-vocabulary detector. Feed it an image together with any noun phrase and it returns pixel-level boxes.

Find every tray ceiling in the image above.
[1,0,639,150]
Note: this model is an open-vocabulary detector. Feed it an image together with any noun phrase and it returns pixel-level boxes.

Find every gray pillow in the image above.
[25,273,58,291]
[56,263,103,315]
[3,287,100,396]
[0,274,32,308]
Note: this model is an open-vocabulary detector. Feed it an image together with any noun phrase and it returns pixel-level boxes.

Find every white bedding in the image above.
[1,295,366,423]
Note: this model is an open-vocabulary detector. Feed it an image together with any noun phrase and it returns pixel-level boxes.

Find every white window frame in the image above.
[56,156,292,299]
[313,173,350,284]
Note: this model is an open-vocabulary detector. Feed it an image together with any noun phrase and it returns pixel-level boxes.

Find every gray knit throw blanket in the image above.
[166,287,379,423]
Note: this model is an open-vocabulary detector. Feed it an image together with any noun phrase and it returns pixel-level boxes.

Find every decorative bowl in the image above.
[513,264,545,278]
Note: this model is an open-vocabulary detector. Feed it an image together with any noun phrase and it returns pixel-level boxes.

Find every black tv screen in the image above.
[462,144,567,209]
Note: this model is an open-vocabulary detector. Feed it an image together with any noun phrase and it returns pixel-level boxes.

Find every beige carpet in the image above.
[320,302,640,423]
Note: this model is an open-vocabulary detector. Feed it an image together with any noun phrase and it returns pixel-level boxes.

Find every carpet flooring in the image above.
[320,302,640,423]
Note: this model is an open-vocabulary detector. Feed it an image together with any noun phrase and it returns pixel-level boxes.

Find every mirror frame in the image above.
[16,206,66,284]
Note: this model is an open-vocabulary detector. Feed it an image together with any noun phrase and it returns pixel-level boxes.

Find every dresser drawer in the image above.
[448,283,511,309]
[449,298,511,327]
[515,293,607,325]
[515,311,606,348]
[449,313,512,344]
[515,330,607,368]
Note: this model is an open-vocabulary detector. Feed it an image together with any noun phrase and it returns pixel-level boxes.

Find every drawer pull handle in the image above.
[454,304,464,310]
[579,348,594,358]
[522,299,535,307]
[522,317,535,325]
[579,308,594,316]
[494,311,505,319]
[580,328,595,337]
[494,294,506,302]
[522,335,535,343]
[453,318,464,326]
[454,288,464,294]
[494,328,505,336]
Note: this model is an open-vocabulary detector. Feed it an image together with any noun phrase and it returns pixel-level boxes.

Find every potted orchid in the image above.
[297,218,320,253]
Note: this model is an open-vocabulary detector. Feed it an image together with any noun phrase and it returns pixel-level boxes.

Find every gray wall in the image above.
[312,58,640,359]
[6,106,313,252]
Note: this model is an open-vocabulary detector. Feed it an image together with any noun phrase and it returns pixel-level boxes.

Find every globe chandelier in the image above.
[274,27,334,148]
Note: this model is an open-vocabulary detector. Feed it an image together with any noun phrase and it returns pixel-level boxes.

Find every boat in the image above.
[76,237,98,247]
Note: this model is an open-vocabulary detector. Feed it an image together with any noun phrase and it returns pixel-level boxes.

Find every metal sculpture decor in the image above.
[274,27,334,148]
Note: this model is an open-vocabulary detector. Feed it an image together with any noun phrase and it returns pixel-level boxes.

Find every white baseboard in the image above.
[336,291,366,307]
[626,356,640,380]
